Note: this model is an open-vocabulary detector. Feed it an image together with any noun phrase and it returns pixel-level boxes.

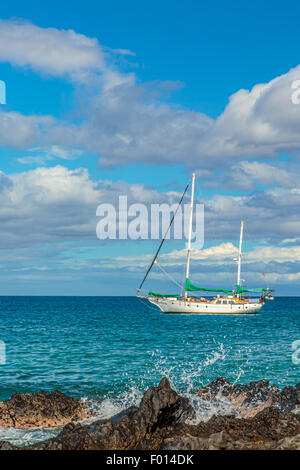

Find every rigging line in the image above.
[181,263,186,297]
[156,262,184,290]
[137,181,190,293]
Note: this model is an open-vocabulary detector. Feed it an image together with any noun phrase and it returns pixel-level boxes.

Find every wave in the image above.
[0,343,282,446]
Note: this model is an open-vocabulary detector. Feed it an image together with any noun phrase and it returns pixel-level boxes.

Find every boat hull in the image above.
[147,297,263,314]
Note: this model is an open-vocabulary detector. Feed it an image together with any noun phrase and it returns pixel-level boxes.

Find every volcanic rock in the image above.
[138,377,195,433]
[275,433,300,450]
[0,390,93,428]
[197,377,299,418]
[0,377,299,450]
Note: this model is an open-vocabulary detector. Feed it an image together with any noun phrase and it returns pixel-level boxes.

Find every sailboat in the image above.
[137,173,273,314]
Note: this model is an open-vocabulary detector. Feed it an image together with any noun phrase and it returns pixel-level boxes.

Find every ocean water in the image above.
[0,295,299,445]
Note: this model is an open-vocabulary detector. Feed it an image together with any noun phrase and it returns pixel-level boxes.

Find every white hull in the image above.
[147,297,263,314]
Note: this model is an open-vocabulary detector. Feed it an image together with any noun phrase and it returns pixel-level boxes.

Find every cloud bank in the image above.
[0,165,298,246]
[0,19,299,293]
[0,19,300,171]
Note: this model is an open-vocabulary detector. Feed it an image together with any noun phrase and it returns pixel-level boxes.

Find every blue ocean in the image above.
[0,296,299,445]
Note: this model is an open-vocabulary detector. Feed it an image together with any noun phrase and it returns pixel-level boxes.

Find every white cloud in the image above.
[17,145,83,165]
[264,272,300,282]
[17,155,51,165]
[111,48,136,57]
[209,160,298,191]
[0,165,179,247]
[109,243,300,269]
[0,19,104,80]
[194,68,300,163]
[98,240,300,290]
[0,110,54,148]
[67,63,300,167]
[237,161,294,186]
[282,237,300,245]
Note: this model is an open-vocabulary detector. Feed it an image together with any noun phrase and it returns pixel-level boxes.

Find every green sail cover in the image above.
[186,279,267,294]
[148,290,179,297]
[237,284,268,294]
[185,278,233,293]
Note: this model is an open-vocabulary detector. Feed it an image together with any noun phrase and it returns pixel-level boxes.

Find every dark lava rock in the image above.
[296,383,300,404]
[0,390,93,428]
[163,430,234,450]
[138,377,195,433]
[276,434,300,450]
[162,407,300,450]
[21,377,195,450]
[30,406,141,450]
[0,441,19,450]
[197,377,299,417]
[1,377,299,450]
[195,406,300,442]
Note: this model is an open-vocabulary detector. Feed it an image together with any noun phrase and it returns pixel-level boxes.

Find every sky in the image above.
[0,0,300,295]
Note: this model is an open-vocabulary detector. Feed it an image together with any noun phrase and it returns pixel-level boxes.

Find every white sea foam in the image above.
[82,343,244,425]
[0,426,61,447]
[184,393,237,424]
[82,386,143,420]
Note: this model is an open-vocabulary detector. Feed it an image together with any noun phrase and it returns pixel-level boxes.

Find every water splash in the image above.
[83,386,143,420]
[0,343,272,446]
[82,343,244,426]
[150,342,230,393]
[185,393,236,424]
[0,426,60,447]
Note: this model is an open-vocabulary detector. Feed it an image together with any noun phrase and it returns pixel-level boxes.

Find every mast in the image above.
[236,219,244,297]
[185,173,195,297]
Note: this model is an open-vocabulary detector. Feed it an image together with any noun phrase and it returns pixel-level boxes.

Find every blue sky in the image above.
[0,1,300,295]
[1,0,300,117]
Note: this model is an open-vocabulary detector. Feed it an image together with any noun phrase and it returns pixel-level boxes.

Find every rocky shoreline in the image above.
[0,390,93,429]
[0,377,299,450]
